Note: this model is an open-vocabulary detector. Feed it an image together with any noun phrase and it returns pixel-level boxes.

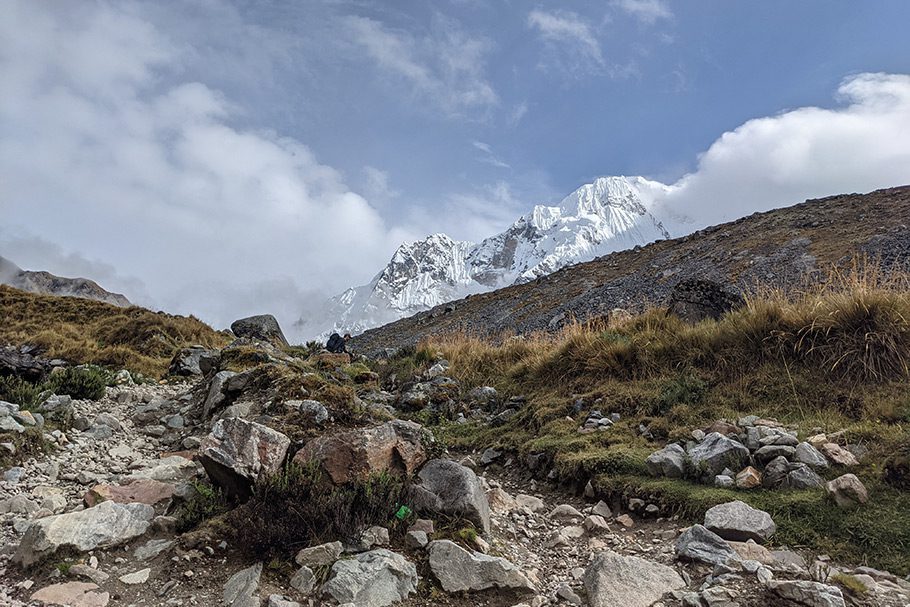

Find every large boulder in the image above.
[428,540,534,593]
[704,500,776,543]
[687,432,749,478]
[667,279,744,323]
[293,420,428,485]
[794,442,829,470]
[675,524,738,566]
[412,459,491,535]
[198,418,290,499]
[645,443,687,478]
[768,580,846,607]
[168,346,220,377]
[15,501,154,567]
[584,549,685,607]
[321,549,418,607]
[230,314,289,347]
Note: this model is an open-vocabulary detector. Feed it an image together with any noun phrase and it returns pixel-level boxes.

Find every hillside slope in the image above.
[0,256,131,307]
[351,185,910,354]
[0,285,228,376]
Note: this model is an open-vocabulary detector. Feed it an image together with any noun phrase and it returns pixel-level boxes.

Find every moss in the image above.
[830,573,870,596]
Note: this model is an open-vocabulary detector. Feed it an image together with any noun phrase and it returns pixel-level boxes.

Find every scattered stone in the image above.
[820,443,859,467]
[515,494,545,512]
[480,448,502,466]
[406,530,429,548]
[15,501,155,567]
[583,514,610,533]
[768,580,845,607]
[134,539,174,560]
[68,564,109,584]
[615,514,634,528]
[198,417,290,499]
[675,525,739,566]
[704,500,776,543]
[428,540,534,593]
[487,486,517,513]
[549,504,583,521]
[794,442,829,469]
[591,500,612,519]
[735,466,762,489]
[584,549,685,607]
[285,399,329,425]
[825,474,868,508]
[322,549,418,606]
[289,566,315,594]
[295,541,344,568]
[223,563,262,607]
[267,595,301,607]
[787,464,824,489]
[118,568,151,585]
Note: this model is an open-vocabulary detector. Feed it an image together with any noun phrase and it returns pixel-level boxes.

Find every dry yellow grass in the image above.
[0,285,229,377]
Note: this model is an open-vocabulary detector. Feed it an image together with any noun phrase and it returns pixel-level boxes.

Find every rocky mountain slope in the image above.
[0,256,131,307]
[309,176,678,336]
[350,185,910,355]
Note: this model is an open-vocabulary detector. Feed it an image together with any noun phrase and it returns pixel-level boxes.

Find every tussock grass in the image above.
[415,265,910,574]
[0,285,229,377]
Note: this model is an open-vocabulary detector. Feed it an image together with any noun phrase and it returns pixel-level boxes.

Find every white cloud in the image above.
[507,101,529,126]
[612,0,673,24]
[471,141,511,169]
[527,9,604,73]
[0,1,405,338]
[344,15,497,117]
[362,166,400,205]
[656,73,910,230]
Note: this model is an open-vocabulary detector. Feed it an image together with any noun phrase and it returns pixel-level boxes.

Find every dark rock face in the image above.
[168,346,220,376]
[230,314,289,347]
[666,279,744,323]
[0,345,66,382]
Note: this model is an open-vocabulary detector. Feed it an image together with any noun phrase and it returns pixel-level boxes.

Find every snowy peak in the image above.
[306,175,683,337]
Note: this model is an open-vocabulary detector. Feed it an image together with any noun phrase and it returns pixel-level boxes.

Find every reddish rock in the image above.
[735,466,762,489]
[293,420,429,485]
[198,417,290,499]
[703,421,740,436]
[31,581,110,606]
[83,479,175,508]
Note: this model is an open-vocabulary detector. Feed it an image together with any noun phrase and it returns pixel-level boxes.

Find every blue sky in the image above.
[2,0,910,332]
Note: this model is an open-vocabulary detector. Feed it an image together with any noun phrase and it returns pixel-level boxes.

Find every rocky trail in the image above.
[2,345,910,607]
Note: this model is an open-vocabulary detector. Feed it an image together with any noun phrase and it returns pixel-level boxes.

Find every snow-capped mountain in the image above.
[307,176,679,336]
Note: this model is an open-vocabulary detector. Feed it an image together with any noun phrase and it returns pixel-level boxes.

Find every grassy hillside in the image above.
[391,267,910,573]
[0,285,229,377]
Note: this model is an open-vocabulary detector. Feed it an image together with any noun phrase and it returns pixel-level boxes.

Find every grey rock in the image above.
[169,346,220,376]
[203,370,237,419]
[93,413,121,430]
[768,580,845,607]
[687,433,749,478]
[0,415,26,433]
[134,539,174,560]
[81,424,114,440]
[754,444,796,464]
[322,549,418,607]
[405,530,428,548]
[428,540,534,593]
[787,464,824,489]
[714,475,734,488]
[267,595,301,607]
[704,500,776,543]
[231,314,289,346]
[825,474,868,508]
[223,563,262,607]
[198,417,290,499]
[286,399,329,425]
[479,448,501,466]
[413,459,491,535]
[289,566,315,594]
[2,466,25,483]
[14,501,155,567]
[646,443,687,478]
[675,524,739,566]
[556,585,583,605]
[584,549,685,607]
[762,456,791,489]
[794,442,829,469]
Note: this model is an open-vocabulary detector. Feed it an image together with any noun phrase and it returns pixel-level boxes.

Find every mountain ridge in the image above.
[349,185,910,355]
[0,256,131,308]
[306,175,679,336]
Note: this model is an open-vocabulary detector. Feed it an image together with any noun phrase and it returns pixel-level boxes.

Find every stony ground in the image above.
[2,379,909,607]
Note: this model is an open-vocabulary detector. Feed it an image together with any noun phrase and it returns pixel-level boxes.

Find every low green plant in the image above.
[45,366,111,400]
[175,481,229,532]
[653,373,707,415]
[0,375,45,408]
[830,573,870,596]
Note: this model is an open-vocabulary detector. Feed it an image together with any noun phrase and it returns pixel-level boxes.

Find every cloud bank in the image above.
[657,73,910,229]
[0,1,411,334]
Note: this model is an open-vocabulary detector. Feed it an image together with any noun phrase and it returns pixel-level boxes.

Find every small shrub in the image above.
[884,441,910,490]
[45,366,110,401]
[175,481,229,532]
[830,573,870,596]
[653,373,707,416]
[0,375,45,408]
[227,463,410,559]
